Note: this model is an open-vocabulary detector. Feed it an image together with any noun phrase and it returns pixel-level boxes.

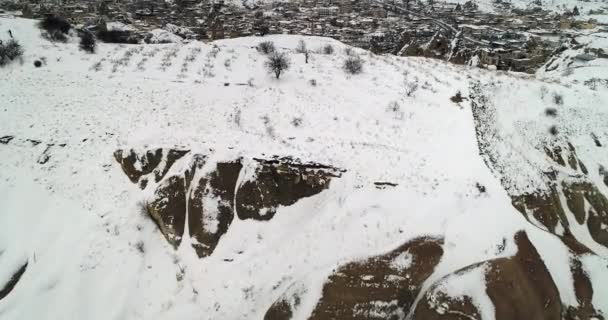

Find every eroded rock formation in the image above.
[470,84,608,254]
[264,237,444,320]
[115,149,342,258]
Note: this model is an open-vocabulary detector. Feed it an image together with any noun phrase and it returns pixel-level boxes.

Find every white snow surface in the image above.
[0,17,607,320]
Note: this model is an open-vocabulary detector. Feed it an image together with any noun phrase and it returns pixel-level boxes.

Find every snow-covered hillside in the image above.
[442,0,606,15]
[1,17,608,320]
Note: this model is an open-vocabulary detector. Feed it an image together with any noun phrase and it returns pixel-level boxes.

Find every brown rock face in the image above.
[147,175,187,249]
[263,237,444,320]
[512,188,565,234]
[115,150,341,258]
[562,181,608,248]
[188,160,243,258]
[235,158,339,221]
[566,258,605,320]
[484,231,561,320]
[471,86,608,253]
[413,231,562,320]
[265,295,300,320]
[0,262,28,301]
[413,291,481,320]
[114,149,164,184]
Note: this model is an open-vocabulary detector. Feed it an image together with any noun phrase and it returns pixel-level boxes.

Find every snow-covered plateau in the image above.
[1,17,608,320]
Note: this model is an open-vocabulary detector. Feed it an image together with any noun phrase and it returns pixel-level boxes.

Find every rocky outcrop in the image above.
[146,175,187,249]
[566,258,605,320]
[0,262,28,301]
[264,237,444,320]
[235,158,339,221]
[470,84,608,253]
[414,232,561,320]
[115,149,342,258]
[189,159,243,258]
[0,136,14,144]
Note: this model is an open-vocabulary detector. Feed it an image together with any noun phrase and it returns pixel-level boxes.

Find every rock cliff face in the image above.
[470,83,608,255]
[265,237,444,320]
[114,149,342,258]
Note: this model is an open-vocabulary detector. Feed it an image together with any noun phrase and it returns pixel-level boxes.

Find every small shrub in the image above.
[545,108,557,117]
[450,91,465,103]
[322,44,334,55]
[291,117,303,127]
[135,241,145,253]
[257,41,275,54]
[343,56,363,74]
[91,61,103,71]
[549,125,559,136]
[34,60,42,67]
[79,31,96,53]
[0,39,24,66]
[553,93,563,105]
[387,101,400,113]
[309,79,317,86]
[265,51,290,79]
[404,80,419,97]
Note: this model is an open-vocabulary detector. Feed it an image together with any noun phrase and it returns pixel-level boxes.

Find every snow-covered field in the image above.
[1,17,607,320]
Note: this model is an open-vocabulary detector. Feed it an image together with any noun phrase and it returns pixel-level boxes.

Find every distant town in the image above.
[2,0,607,72]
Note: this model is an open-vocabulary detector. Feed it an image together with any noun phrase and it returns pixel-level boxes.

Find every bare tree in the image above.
[296,39,307,53]
[296,39,309,63]
[265,52,290,79]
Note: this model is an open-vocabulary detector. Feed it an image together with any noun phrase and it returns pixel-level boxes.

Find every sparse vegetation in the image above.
[38,14,71,42]
[97,30,138,44]
[549,125,559,136]
[450,91,465,103]
[584,78,608,91]
[265,51,290,79]
[544,108,557,117]
[135,241,145,254]
[552,93,563,105]
[291,117,303,127]
[343,56,363,75]
[322,44,334,55]
[404,79,419,97]
[257,41,275,54]
[0,39,24,66]
[79,31,96,53]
